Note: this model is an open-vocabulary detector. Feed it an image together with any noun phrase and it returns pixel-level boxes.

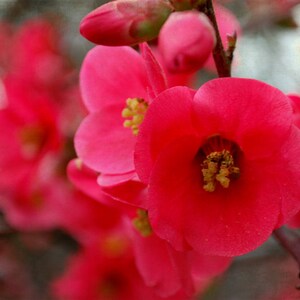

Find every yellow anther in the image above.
[201,149,240,192]
[121,108,133,118]
[121,98,148,136]
[132,209,152,237]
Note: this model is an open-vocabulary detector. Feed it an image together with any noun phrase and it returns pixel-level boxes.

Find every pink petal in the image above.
[75,107,135,174]
[192,78,293,159]
[130,228,193,297]
[135,86,196,183]
[98,172,137,187]
[140,43,168,101]
[101,179,148,208]
[80,46,148,112]
[270,127,300,226]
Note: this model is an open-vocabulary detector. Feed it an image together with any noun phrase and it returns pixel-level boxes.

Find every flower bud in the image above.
[80,0,173,46]
[158,11,216,73]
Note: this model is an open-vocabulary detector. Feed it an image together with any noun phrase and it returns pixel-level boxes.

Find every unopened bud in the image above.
[158,11,216,73]
[80,0,173,46]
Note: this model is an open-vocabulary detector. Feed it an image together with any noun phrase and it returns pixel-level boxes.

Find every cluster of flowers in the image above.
[2,0,300,299]
[56,0,300,299]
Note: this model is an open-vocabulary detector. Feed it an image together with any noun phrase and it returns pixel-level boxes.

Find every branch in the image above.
[273,226,300,286]
[199,0,232,77]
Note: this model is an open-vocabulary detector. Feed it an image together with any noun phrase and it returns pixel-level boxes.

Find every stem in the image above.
[273,226,300,280]
[199,0,232,77]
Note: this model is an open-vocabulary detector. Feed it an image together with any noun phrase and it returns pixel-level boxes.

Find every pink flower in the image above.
[80,0,173,46]
[158,11,216,73]
[135,78,300,256]
[53,240,168,300]
[75,44,169,187]
[0,78,61,191]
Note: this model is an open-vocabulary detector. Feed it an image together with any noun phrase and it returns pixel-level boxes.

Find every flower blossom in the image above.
[75,43,177,189]
[135,78,300,256]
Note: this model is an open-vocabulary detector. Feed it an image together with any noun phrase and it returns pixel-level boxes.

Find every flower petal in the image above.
[192,78,293,159]
[135,86,196,183]
[75,107,135,174]
[80,46,148,112]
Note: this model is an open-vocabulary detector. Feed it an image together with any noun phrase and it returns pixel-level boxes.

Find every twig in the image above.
[273,226,300,286]
[198,0,232,77]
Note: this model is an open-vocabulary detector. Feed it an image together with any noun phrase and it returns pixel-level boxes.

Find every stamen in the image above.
[121,98,148,135]
[132,209,152,237]
[202,149,240,192]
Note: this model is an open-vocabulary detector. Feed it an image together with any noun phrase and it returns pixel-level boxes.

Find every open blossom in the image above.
[135,78,300,256]
[158,11,216,73]
[80,0,173,46]
[75,43,176,189]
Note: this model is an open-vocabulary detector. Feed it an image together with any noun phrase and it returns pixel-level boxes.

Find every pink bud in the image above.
[158,11,216,73]
[80,0,173,46]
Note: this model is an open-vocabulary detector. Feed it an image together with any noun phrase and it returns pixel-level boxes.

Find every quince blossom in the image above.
[75,43,186,188]
[135,78,300,256]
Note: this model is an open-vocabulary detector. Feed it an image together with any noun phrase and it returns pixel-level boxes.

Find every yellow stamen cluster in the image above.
[202,150,240,192]
[121,98,148,135]
[132,209,152,237]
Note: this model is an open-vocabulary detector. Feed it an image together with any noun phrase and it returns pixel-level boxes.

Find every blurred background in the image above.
[0,0,300,299]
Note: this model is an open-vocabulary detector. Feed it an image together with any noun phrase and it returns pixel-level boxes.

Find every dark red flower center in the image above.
[99,272,125,299]
[197,135,241,192]
[19,125,46,159]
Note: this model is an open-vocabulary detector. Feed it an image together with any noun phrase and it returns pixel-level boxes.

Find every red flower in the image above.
[135,78,300,256]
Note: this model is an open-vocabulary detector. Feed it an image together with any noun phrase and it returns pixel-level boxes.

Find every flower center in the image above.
[99,272,124,299]
[19,125,46,159]
[198,135,241,192]
[132,209,152,237]
[121,98,148,136]
[101,235,129,258]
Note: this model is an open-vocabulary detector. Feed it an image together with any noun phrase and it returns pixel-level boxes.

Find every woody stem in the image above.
[273,226,300,278]
[198,0,232,77]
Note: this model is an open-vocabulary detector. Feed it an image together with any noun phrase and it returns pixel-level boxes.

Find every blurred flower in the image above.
[66,159,232,298]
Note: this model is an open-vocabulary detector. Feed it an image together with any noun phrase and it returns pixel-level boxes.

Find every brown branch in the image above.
[273,226,300,286]
[198,0,232,77]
